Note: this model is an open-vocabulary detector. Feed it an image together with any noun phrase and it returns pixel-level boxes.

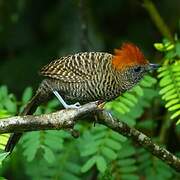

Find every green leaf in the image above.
[140,79,152,87]
[171,110,180,119]
[159,84,174,95]
[23,141,39,161]
[0,134,10,151]
[176,119,180,125]
[175,42,180,56]
[118,158,136,166]
[164,94,177,101]
[113,104,126,114]
[158,65,168,71]
[22,87,33,104]
[93,131,106,140]
[101,147,117,160]
[0,177,7,180]
[3,98,17,114]
[0,152,9,165]
[123,93,138,104]
[42,146,55,164]
[119,97,135,107]
[0,110,10,118]
[96,155,107,173]
[105,138,121,150]
[121,174,139,180]
[110,131,127,142]
[81,156,96,173]
[118,146,135,158]
[162,89,175,100]
[0,86,8,99]
[168,104,180,111]
[133,86,144,96]
[165,44,175,51]
[118,102,130,113]
[81,146,97,156]
[143,75,157,84]
[120,165,137,173]
[165,99,179,108]
[159,76,172,87]
[172,64,180,72]
[154,43,164,51]
[158,70,169,78]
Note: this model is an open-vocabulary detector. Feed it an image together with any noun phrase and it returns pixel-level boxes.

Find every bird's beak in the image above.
[148,63,160,71]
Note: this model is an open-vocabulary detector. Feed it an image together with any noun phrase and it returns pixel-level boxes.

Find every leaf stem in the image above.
[142,0,174,42]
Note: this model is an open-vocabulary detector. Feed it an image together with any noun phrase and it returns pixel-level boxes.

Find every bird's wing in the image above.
[39,52,112,82]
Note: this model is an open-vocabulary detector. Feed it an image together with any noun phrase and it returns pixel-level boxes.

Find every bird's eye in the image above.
[134,66,141,73]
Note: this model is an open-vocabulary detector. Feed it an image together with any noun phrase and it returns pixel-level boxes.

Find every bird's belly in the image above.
[60,81,121,103]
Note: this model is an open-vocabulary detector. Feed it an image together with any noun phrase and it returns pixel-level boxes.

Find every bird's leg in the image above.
[40,79,81,109]
[53,90,81,109]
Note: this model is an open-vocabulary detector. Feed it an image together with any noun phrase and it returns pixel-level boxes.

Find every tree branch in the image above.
[0,102,98,134]
[0,102,180,172]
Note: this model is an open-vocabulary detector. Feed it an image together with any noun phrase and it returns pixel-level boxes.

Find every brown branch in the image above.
[0,102,180,172]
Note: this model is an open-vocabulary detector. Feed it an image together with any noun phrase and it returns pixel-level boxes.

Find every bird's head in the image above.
[112,43,158,87]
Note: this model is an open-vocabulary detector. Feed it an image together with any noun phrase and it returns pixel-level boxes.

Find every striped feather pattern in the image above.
[40,52,113,83]
[38,51,148,102]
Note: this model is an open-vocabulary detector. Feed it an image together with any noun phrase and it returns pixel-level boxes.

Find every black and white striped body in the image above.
[39,52,138,103]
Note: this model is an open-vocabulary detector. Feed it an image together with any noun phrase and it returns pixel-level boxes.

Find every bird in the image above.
[5,42,158,152]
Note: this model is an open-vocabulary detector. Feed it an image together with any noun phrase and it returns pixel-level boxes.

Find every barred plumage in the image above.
[39,52,122,102]
[40,52,112,82]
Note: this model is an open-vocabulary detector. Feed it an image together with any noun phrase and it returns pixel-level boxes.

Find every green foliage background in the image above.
[0,0,180,179]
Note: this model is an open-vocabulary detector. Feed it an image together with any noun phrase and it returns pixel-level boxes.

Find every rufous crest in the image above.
[112,43,149,70]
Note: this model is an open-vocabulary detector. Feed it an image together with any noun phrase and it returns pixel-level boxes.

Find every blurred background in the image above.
[0,0,179,95]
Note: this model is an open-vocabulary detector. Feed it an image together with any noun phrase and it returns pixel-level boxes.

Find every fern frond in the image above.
[109,141,139,180]
[137,148,174,179]
[22,130,66,162]
[36,142,81,180]
[158,60,180,123]
[80,125,126,174]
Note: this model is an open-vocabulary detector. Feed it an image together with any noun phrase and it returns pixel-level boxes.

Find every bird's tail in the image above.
[5,92,41,152]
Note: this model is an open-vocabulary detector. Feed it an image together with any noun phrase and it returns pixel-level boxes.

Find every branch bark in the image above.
[0,102,98,134]
[0,102,180,172]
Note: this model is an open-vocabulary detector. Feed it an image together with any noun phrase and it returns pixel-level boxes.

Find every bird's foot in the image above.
[98,102,106,109]
[53,90,81,109]
[65,102,81,109]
